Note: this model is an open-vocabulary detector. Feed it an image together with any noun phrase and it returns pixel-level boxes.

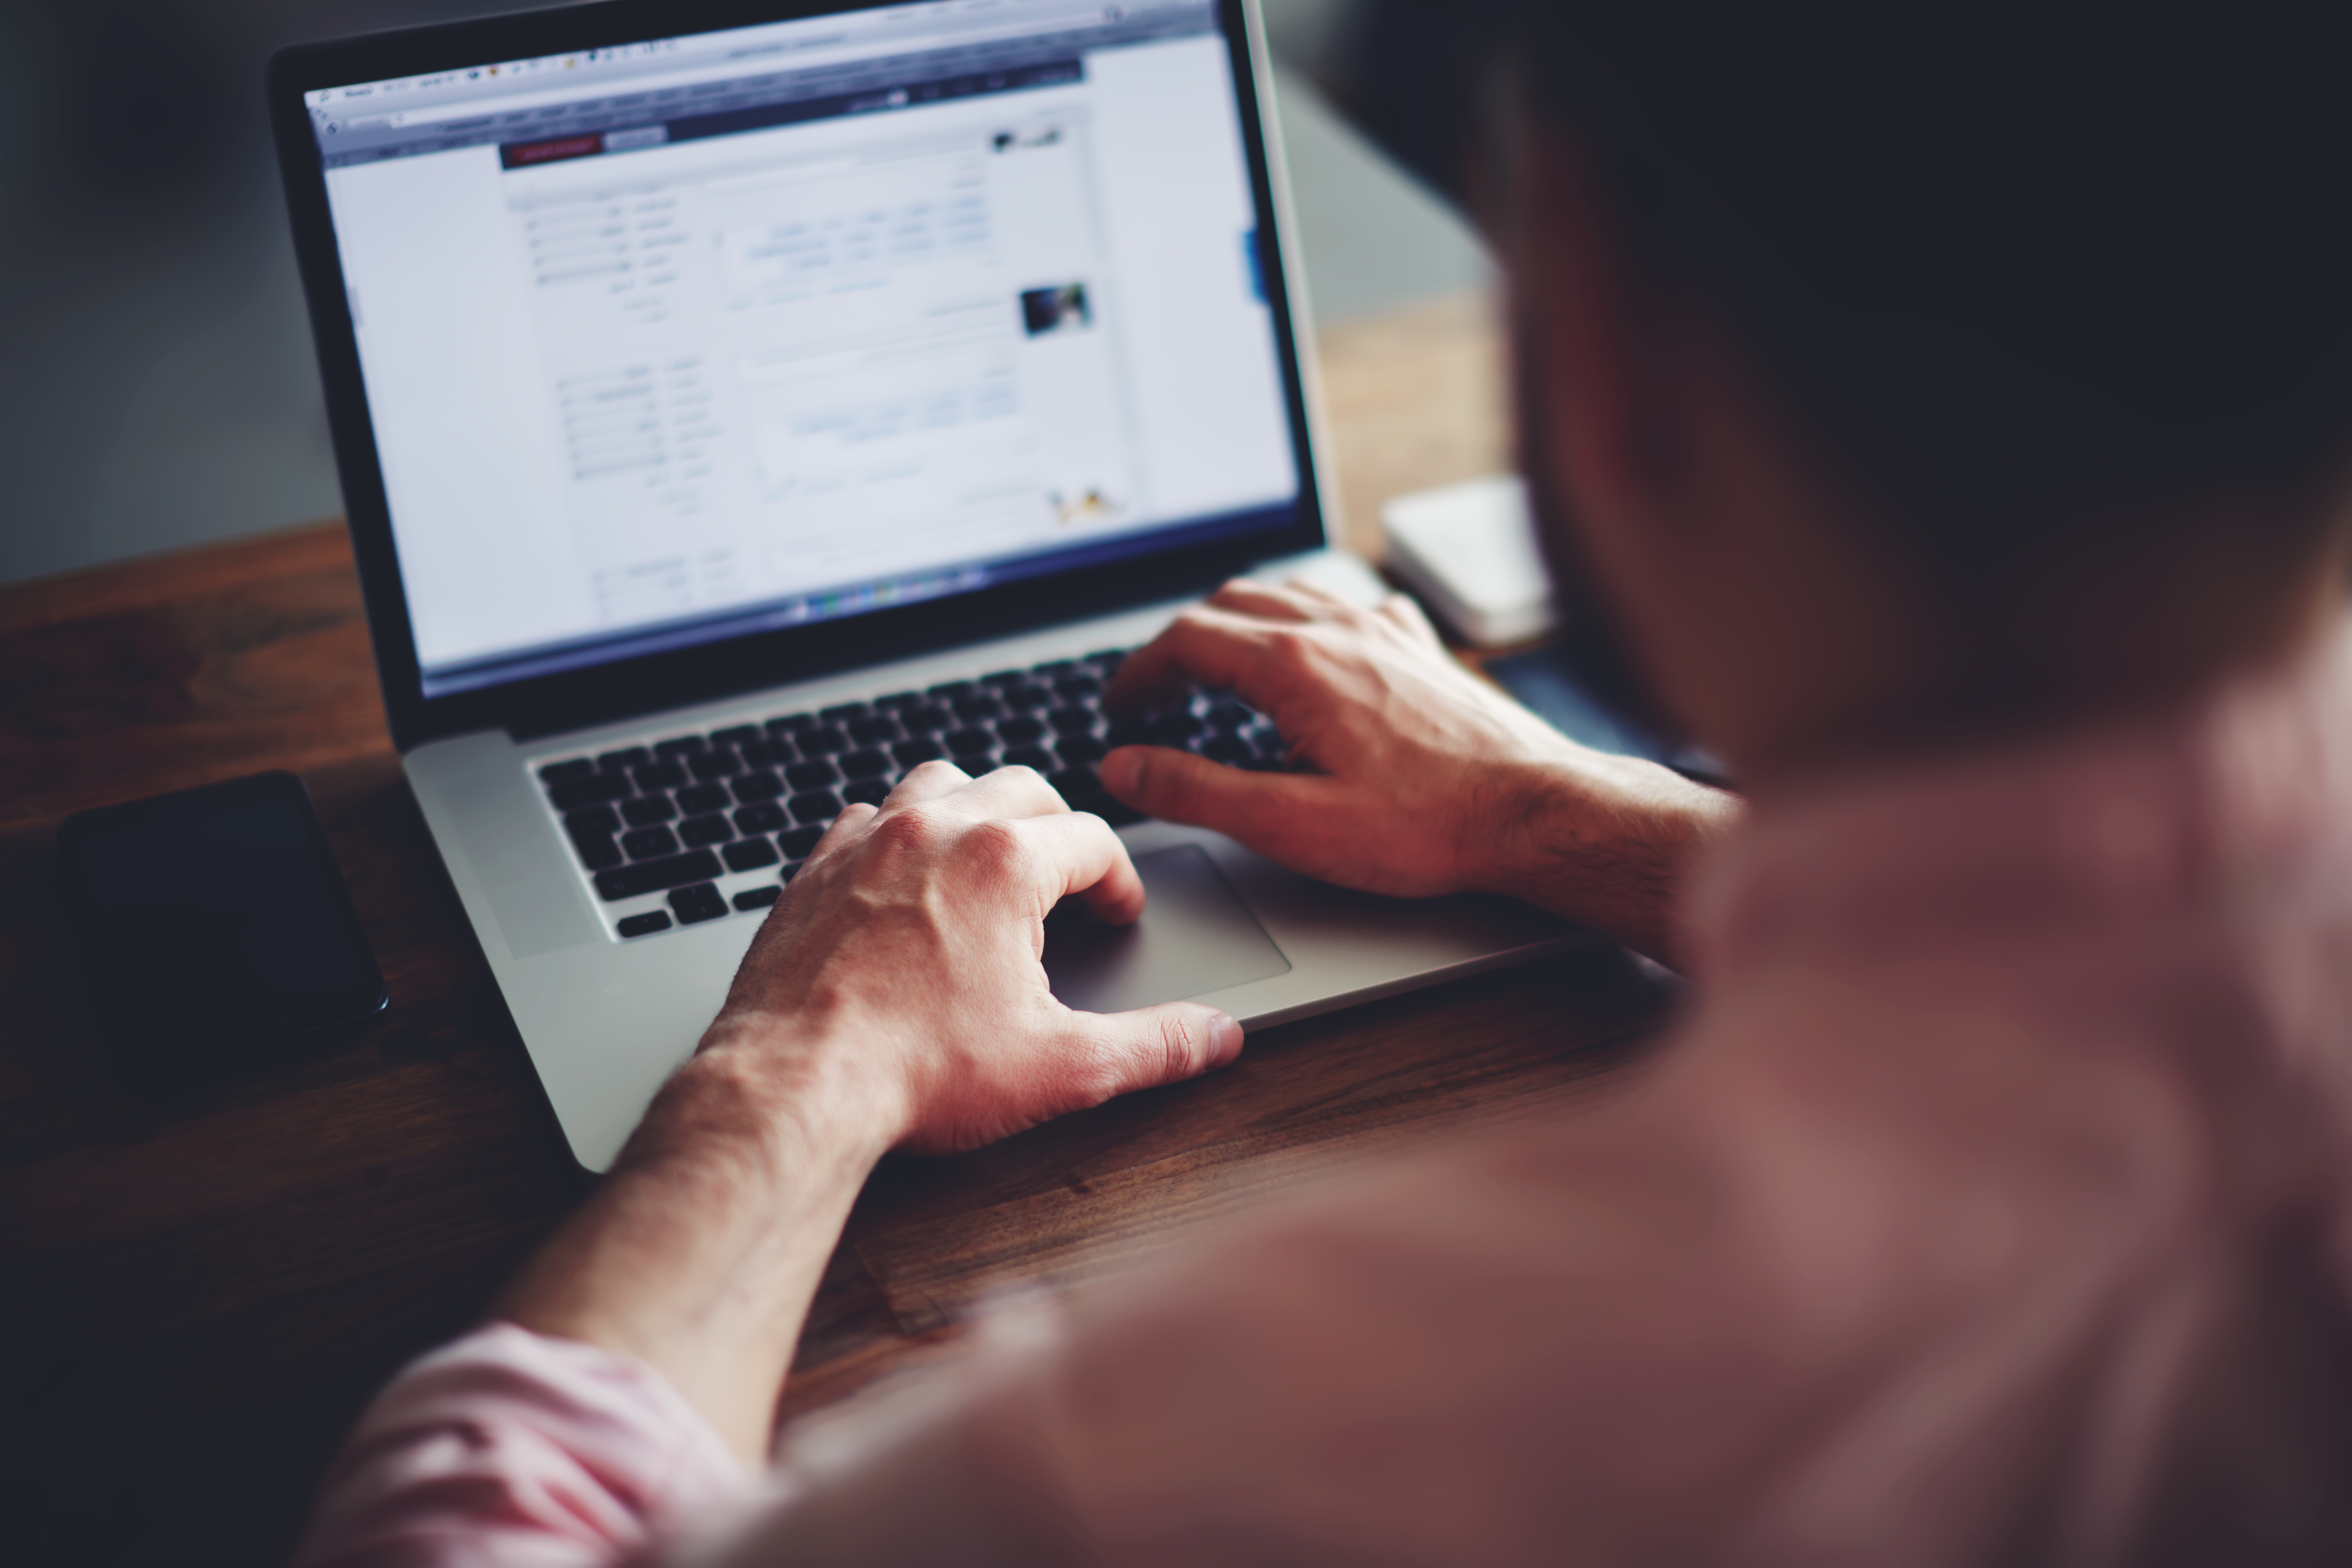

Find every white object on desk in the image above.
[1379,475,1557,647]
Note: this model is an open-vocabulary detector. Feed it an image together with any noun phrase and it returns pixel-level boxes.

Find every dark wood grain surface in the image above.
[0,305,1675,1568]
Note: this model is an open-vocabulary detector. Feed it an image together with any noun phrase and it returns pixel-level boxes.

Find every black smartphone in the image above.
[58,771,388,1078]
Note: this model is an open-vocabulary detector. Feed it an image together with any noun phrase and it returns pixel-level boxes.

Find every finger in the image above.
[941,762,1070,820]
[1017,808,1147,922]
[1376,590,1445,647]
[1055,1002,1246,1107]
[805,800,879,862]
[881,757,971,808]
[1282,577,1359,611]
[1206,578,1322,621]
[1097,744,1330,845]
[1104,606,1291,715]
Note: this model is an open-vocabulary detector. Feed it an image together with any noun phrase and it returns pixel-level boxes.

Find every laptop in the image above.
[269,0,1579,1172]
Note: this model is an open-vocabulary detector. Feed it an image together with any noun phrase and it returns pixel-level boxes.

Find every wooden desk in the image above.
[0,296,1671,1568]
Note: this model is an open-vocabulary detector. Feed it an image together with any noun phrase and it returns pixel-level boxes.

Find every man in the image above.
[297,2,2352,1562]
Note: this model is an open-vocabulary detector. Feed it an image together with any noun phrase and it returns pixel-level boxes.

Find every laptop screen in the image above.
[302,0,1301,699]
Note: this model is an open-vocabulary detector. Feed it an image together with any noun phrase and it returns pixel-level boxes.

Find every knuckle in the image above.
[964,816,1030,875]
[873,802,948,855]
[1154,1012,1202,1080]
[996,763,1047,795]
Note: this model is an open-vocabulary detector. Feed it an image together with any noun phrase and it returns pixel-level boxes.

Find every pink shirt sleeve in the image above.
[293,1321,747,1568]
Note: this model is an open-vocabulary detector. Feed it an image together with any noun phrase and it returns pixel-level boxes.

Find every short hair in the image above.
[1326,1,2352,583]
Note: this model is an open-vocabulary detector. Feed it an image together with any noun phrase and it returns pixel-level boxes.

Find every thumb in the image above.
[1100,744,1312,836]
[1065,1001,1245,1105]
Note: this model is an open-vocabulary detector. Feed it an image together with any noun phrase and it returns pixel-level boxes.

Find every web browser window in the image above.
[309,0,1300,695]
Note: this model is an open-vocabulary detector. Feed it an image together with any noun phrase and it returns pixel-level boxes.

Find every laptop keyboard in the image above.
[533,647,1290,939]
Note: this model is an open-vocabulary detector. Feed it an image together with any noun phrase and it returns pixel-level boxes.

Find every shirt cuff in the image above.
[294,1321,748,1568]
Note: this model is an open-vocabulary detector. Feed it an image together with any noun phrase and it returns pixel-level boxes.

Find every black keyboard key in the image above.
[944,728,995,758]
[677,782,732,815]
[1056,734,1108,764]
[873,691,921,710]
[621,825,679,860]
[801,725,851,756]
[732,770,786,802]
[1084,648,1130,670]
[953,693,1004,722]
[710,724,759,748]
[668,882,729,924]
[1002,682,1054,711]
[617,910,672,938]
[598,745,652,772]
[549,773,633,810]
[840,748,893,780]
[688,748,743,780]
[733,885,782,912]
[789,790,843,824]
[786,758,840,790]
[893,736,946,767]
[901,704,953,734]
[540,758,596,784]
[780,861,802,883]
[765,712,816,734]
[594,850,723,901]
[1056,675,1104,702]
[926,679,974,699]
[847,716,900,745]
[740,737,794,768]
[678,813,734,848]
[820,702,871,724]
[722,836,780,872]
[1048,766,1102,800]
[570,833,624,872]
[1202,735,1253,765]
[1001,745,1057,772]
[733,801,788,834]
[842,778,891,806]
[653,735,706,756]
[980,668,1026,688]
[564,804,621,837]
[1105,715,1150,748]
[780,824,826,859]
[1047,706,1097,735]
[633,760,687,793]
[1147,712,1203,747]
[996,715,1047,744]
[1205,702,1253,733]
[1031,658,1076,677]
[1098,799,1147,827]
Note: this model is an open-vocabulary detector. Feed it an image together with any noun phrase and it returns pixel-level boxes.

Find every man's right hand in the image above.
[1100,579,1737,967]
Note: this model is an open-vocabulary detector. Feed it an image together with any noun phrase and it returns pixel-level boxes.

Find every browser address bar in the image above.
[334,4,1117,134]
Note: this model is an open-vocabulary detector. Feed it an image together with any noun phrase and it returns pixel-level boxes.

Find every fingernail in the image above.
[1205,1011,1244,1069]
[1100,748,1141,799]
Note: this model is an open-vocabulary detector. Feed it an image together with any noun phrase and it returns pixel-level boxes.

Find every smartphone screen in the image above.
[59,772,388,1075]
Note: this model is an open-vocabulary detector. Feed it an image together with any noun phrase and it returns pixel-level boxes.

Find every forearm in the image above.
[497,1024,899,1463]
[1474,755,1740,971]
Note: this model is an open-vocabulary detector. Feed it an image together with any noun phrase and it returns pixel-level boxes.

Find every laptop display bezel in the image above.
[268,0,1327,751]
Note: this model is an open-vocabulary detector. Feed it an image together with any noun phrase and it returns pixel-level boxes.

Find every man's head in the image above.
[1330,2,2352,775]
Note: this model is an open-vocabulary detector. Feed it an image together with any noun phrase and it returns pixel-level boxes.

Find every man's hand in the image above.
[1102,579,1736,967]
[702,759,1243,1156]
[499,761,1240,1460]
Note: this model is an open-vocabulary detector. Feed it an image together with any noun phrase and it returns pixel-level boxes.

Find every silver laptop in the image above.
[270,0,1578,1171]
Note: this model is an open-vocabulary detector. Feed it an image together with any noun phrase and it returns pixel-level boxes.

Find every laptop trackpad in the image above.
[1043,844,1290,1013]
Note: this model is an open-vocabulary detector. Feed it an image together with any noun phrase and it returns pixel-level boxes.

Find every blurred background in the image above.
[0,0,1490,587]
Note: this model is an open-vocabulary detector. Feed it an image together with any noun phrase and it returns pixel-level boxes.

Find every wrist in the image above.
[631,1011,906,1183]
[1468,755,1739,967]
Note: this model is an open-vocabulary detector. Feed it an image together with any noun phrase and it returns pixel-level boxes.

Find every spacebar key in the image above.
[594,849,724,902]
